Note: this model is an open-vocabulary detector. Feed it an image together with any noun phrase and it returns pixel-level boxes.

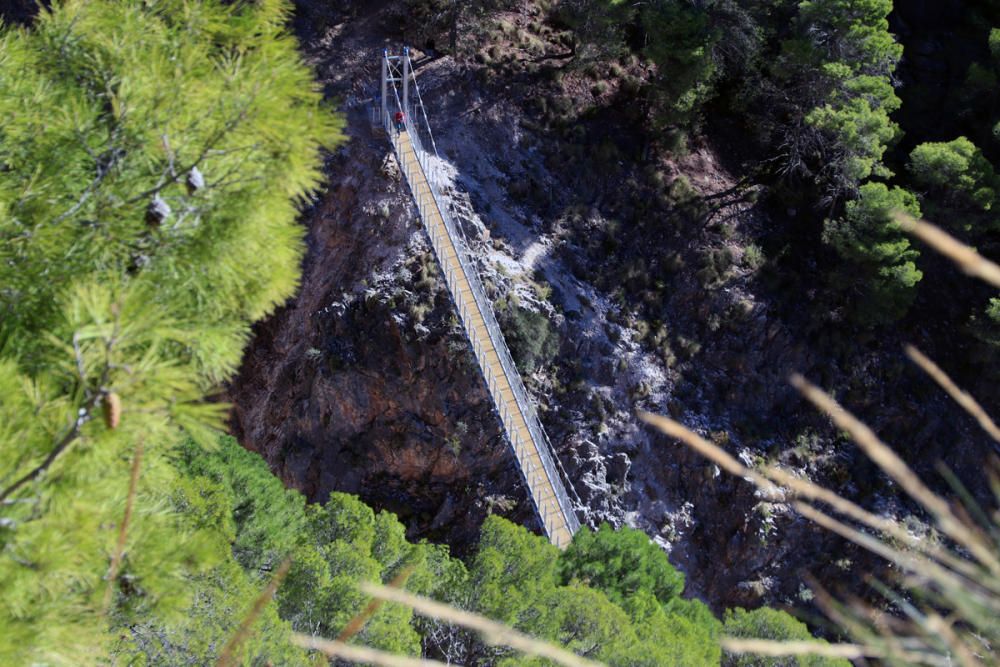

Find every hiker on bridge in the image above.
[394,110,405,131]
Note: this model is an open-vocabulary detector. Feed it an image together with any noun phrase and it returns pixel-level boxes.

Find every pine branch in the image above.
[124,95,258,206]
[0,393,97,502]
[0,308,121,501]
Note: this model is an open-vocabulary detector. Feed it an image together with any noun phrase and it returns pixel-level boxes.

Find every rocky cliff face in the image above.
[230,1,996,612]
[229,107,538,550]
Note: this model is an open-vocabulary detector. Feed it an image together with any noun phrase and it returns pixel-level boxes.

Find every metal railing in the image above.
[383,106,580,546]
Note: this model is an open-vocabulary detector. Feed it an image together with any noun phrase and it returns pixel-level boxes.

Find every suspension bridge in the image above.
[375,48,580,548]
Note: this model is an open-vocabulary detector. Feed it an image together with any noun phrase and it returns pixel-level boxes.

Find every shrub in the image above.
[500,304,559,374]
[743,244,766,271]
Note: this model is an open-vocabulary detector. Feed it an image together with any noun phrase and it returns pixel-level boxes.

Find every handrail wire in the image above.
[404,54,441,159]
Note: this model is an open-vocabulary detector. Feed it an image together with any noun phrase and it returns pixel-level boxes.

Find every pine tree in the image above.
[0,1,341,662]
[771,0,902,197]
[723,607,851,666]
[822,182,923,323]
[908,137,999,231]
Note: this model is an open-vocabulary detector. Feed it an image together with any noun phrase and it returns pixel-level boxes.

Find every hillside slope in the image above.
[230,0,998,610]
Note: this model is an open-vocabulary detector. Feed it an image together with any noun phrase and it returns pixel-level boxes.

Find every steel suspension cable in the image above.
[405,54,441,158]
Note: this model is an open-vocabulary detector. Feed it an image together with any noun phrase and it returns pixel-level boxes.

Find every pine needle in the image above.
[359,582,606,667]
[216,557,292,667]
[894,212,1000,288]
[905,345,1000,443]
[103,439,143,614]
[292,634,455,666]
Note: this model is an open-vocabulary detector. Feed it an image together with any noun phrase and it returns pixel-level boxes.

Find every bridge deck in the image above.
[394,130,574,548]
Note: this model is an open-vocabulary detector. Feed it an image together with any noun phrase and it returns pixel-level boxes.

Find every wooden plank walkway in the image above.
[393,130,575,548]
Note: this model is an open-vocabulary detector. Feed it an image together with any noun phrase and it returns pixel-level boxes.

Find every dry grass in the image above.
[905,344,1000,444]
[643,404,999,664]
[894,212,1000,288]
[216,558,292,667]
[103,439,144,614]
[640,218,1000,665]
[360,582,605,667]
[789,373,1000,575]
[720,638,879,660]
[292,635,454,666]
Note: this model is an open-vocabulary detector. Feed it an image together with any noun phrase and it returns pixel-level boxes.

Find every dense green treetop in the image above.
[723,607,851,666]
[908,138,999,225]
[823,181,922,324]
[0,0,342,372]
[559,522,685,606]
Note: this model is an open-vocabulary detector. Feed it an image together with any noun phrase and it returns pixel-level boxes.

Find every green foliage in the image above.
[970,296,1000,347]
[467,514,561,625]
[114,432,835,665]
[803,69,900,186]
[558,523,685,606]
[908,137,999,226]
[466,517,721,666]
[0,1,339,662]
[119,461,308,665]
[990,27,1000,62]
[0,283,228,664]
[178,437,307,575]
[500,303,559,374]
[641,0,719,129]
[779,0,902,195]
[122,560,310,666]
[0,1,342,363]
[556,0,718,130]
[723,607,851,666]
[823,182,923,324]
[277,493,424,654]
[554,0,633,63]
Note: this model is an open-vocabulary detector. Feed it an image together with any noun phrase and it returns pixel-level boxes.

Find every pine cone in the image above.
[103,392,121,429]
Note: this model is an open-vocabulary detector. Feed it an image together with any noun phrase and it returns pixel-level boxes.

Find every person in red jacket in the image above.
[394,110,405,131]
